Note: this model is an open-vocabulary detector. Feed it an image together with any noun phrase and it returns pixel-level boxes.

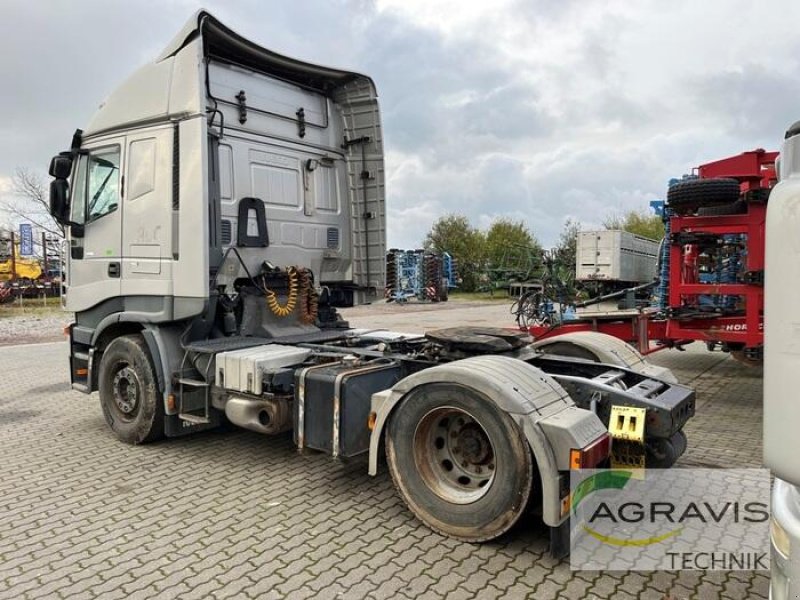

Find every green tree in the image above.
[553,217,580,274]
[424,214,486,292]
[485,218,539,269]
[603,209,664,241]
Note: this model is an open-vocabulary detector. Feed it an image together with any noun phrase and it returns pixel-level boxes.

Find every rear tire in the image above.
[386,383,534,542]
[671,430,688,457]
[646,436,678,468]
[98,335,164,444]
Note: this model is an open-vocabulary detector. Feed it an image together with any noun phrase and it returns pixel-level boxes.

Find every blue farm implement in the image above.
[385,249,457,303]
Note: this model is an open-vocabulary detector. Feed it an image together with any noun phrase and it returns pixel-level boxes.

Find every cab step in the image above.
[178,377,209,388]
[178,413,212,425]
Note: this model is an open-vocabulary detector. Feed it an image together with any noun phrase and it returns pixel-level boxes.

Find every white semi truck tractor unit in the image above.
[47,11,694,548]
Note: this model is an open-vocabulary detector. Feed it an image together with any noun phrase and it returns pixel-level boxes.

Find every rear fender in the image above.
[368,355,607,526]
[532,331,678,383]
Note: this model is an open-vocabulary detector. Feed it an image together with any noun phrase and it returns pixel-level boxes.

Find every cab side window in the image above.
[70,154,88,225]
[86,147,121,222]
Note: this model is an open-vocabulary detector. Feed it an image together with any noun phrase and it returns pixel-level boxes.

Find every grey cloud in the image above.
[356,12,551,158]
[0,0,192,174]
[459,83,551,140]
[0,0,797,254]
[690,63,800,142]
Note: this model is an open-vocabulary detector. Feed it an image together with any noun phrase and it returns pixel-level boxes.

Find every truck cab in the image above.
[47,10,694,548]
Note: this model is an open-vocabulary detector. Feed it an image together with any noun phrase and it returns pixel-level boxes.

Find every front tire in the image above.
[386,383,534,542]
[98,335,164,444]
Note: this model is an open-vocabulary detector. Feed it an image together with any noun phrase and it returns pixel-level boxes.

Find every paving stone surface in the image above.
[0,303,768,599]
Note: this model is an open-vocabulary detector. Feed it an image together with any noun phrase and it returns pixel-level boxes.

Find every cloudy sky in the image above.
[1,0,799,247]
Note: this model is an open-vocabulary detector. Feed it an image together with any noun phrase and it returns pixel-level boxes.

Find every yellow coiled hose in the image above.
[265,267,298,317]
[298,268,319,325]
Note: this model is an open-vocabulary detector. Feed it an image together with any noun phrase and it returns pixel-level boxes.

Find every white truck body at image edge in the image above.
[765,121,800,599]
[46,10,695,550]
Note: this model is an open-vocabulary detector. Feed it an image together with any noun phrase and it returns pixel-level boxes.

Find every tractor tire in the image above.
[696,199,747,216]
[98,335,164,444]
[667,178,741,213]
[386,382,534,542]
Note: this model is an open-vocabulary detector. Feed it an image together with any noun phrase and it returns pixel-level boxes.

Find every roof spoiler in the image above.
[157,10,373,93]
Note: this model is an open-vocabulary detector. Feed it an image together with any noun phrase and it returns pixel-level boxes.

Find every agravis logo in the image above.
[569,468,771,571]
[571,470,682,547]
[570,470,768,548]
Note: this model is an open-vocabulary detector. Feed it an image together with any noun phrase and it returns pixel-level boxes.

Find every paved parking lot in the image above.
[0,302,768,599]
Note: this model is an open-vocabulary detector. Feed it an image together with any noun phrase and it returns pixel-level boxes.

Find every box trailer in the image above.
[576,230,659,284]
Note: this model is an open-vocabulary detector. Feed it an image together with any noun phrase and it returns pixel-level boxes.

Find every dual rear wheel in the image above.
[385,383,535,542]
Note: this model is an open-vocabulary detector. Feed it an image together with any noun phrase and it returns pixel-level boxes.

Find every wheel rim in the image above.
[111,365,141,421]
[413,406,496,505]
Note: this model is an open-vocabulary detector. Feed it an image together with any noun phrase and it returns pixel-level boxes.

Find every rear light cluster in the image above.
[570,433,611,469]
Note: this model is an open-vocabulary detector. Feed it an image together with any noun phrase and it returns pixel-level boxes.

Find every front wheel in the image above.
[386,383,534,542]
[98,335,164,444]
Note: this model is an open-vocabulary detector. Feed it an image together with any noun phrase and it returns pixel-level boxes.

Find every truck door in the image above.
[120,128,173,298]
[66,142,124,312]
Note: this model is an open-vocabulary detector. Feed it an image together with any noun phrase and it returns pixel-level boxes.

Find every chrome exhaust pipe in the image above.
[224,396,292,435]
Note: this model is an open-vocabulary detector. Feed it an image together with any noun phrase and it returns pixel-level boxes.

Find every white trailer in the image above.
[46,11,693,550]
[576,230,659,284]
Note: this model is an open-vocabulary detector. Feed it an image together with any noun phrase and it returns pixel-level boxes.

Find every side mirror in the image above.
[49,179,70,224]
[48,154,72,179]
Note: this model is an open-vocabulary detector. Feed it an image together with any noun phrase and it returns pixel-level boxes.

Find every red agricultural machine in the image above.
[527,149,776,364]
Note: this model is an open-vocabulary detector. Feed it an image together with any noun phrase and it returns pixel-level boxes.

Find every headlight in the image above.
[771,517,791,559]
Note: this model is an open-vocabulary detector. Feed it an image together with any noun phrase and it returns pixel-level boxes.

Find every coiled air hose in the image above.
[298,268,319,325]
[265,267,298,317]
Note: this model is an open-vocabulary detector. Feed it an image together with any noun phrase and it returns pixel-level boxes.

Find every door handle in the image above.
[108,262,120,278]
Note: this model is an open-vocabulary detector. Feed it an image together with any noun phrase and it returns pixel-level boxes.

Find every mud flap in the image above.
[550,520,571,559]
[164,411,221,437]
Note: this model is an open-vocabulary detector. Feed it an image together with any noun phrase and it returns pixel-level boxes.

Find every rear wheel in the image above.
[98,335,164,444]
[386,383,534,542]
[645,431,687,468]
[671,430,688,457]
